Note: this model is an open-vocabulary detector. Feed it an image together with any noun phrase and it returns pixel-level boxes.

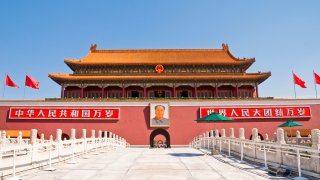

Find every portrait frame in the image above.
[150,102,170,127]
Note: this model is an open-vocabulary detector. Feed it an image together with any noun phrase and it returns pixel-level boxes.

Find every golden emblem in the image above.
[155,64,164,73]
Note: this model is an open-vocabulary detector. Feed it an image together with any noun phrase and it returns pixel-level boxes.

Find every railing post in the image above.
[202,133,206,148]
[92,130,98,155]
[0,130,2,146]
[113,134,116,149]
[239,128,245,140]
[311,129,320,175]
[2,131,6,148]
[253,142,256,162]
[10,148,21,179]
[212,136,215,151]
[17,131,22,147]
[82,129,89,159]
[297,149,301,177]
[238,128,245,163]
[67,128,77,164]
[117,135,120,146]
[45,143,56,171]
[229,128,235,139]
[98,130,102,150]
[210,130,214,148]
[193,137,196,148]
[70,138,77,164]
[206,131,210,149]
[240,140,244,163]
[260,143,268,170]
[252,128,259,162]
[56,129,62,160]
[214,129,219,152]
[103,131,108,152]
[221,129,225,153]
[202,135,205,149]
[228,139,231,157]
[30,129,38,163]
[214,130,219,138]
[71,128,76,140]
[252,128,259,142]
[195,136,197,148]
[276,128,286,144]
[276,128,286,165]
[202,135,204,149]
[265,133,269,141]
[40,133,45,144]
[221,129,226,138]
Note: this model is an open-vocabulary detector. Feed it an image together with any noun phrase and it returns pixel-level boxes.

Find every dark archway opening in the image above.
[180,91,189,97]
[131,91,140,98]
[249,133,264,141]
[150,128,170,148]
[209,132,221,137]
[61,133,70,140]
[155,90,165,97]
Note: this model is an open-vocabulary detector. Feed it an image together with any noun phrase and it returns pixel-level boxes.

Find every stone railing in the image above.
[0,128,129,179]
[190,128,320,179]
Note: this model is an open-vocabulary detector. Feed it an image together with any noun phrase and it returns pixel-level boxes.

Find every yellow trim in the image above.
[1,130,31,138]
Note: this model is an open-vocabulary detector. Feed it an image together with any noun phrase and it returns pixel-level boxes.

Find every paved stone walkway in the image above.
[18,148,275,180]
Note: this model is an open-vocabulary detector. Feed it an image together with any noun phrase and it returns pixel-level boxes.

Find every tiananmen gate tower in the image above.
[48,44,270,99]
[1,44,319,148]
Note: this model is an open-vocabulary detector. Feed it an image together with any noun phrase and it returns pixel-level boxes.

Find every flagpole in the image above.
[292,71,297,98]
[23,73,27,100]
[314,70,318,98]
[3,73,7,98]
[2,84,4,98]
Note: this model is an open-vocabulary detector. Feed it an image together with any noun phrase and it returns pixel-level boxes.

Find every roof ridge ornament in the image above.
[222,43,229,51]
[90,44,97,52]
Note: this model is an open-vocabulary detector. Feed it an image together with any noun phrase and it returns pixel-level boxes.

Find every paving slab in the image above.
[16,148,274,180]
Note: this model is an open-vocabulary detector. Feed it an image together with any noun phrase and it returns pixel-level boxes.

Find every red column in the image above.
[215,84,218,97]
[194,83,198,98]
[255,83,259,98]
[236,85,239,98]
[101,86,105,98]
[122,84,125,98]
[81,87,84,98]
[105,86,108,98]
[60,84,65,98]
[212,86,215,98]
[143,84,147,98]
[173,84,176,98]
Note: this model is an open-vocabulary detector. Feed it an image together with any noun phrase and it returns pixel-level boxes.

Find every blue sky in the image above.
[0,1,319,99]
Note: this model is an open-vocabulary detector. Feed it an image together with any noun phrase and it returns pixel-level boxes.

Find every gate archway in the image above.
[150,128,170,148]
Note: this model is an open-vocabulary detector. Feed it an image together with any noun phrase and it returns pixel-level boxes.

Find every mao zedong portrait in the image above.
[151,105,169,126]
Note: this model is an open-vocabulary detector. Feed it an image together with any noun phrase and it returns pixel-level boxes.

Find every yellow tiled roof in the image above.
[64,44,255,65]
[49,72,270,82]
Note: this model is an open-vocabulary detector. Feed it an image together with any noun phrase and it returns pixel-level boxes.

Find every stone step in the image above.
[268,166,291,177]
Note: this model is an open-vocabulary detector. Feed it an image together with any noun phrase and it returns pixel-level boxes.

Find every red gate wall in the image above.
[0,101,319,145]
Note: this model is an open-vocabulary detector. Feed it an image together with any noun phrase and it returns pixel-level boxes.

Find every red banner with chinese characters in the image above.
[200,106,311,119]
[9,107,120,120]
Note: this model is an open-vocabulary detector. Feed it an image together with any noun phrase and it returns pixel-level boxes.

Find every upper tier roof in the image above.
[64,44,255,68]
[49,72,271,85]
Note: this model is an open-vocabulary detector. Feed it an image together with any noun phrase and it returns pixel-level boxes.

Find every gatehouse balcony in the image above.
[59,84,259,100]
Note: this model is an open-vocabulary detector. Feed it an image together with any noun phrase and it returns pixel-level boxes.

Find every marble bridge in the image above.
[0,128,319,179]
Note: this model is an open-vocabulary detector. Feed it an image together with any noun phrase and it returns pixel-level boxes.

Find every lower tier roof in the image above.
[49,72,271,85]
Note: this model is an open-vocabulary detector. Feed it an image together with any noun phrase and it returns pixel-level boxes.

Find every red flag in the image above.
[25,74,39,89]
[314,72,320,85]
[293,73,307,88]
[5,74,20,88]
